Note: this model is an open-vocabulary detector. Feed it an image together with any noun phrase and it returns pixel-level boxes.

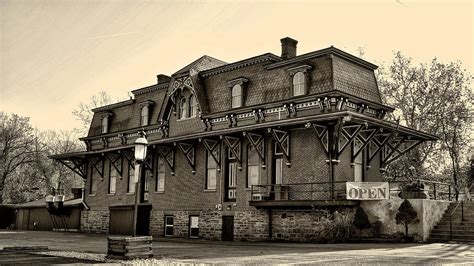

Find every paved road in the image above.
[0,230,473,264]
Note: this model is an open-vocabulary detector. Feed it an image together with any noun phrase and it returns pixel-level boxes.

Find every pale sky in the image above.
[1,0,472,133]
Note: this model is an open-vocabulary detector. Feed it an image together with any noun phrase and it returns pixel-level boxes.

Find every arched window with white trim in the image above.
[293,71,305,96]
[231,84,242,108]
[179,97,188,119]
[141,105,149,126]
[189,95,197,117]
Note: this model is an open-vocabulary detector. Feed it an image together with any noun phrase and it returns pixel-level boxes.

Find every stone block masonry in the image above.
[199,211,222,240]
[234,210,269,241]
[80,209,109,233]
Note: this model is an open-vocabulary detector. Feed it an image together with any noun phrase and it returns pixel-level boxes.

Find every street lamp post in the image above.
[132,131,148,237]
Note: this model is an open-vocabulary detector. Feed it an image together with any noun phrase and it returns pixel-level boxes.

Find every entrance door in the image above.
[136,205,151,236]
[222,216,234,241]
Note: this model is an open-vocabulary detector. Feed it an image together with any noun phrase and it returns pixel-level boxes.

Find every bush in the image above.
[371,220,383,238]
[319,209,355,243]
[353,207,371,229]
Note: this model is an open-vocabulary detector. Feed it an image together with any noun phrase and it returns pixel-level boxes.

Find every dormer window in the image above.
[101,116,108,134]
[189,95,197,117]
[293,72,305,96]
[100,113,113,134]
[141,105,149,126]
[139,100,154,126]
[228,77,248,109]
[179,97,188,119]
[287,65,312,97]
[231,84,242,108]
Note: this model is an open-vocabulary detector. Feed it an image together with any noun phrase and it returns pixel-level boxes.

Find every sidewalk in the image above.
[0,230,472,264]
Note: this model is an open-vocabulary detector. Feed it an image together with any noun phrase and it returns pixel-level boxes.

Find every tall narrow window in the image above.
[353,140,364,182]
[226,160,237,201]
[247,145,261,188]
[189,95,197,117]
[141,105,149,126]
[231,84,242,108]
[274,143,284,185]
[128,166,135,193]
[206,152,217,190]
[156,156,165,192]
[293,71,305,96]
[109,161,120,194]
[101,116,108,134]
[179,97,187,119]
[90,167,98,195]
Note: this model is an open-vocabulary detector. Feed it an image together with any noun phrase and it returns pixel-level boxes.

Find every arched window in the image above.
[101,116,108,134]
[231,84,242,108]
[293,71,305,96]
[141,105,149,126]
[189,95,197,118]
[179,97,187,119]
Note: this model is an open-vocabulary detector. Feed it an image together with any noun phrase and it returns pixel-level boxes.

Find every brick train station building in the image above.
[52,38,436,241]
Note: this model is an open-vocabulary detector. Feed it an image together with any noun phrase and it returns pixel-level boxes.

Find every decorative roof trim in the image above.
[139,100,154,108]
[266,46,378,70]
[201,53,282,78]
[131,83,168,96]
[91,99,135,113]
[227,77,249,88]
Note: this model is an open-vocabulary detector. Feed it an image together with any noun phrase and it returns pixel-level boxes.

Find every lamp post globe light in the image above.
[132,131,148,237]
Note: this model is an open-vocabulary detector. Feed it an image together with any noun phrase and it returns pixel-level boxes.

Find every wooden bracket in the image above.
[271,129,290,166]
[245,132,265,166]
[202,138,221,171]
[178,142,196,173]
[223,135,242,165]
[157,145,175,175]
[105,153,123,176]
[87,155,104,179]
[57,157,87,179]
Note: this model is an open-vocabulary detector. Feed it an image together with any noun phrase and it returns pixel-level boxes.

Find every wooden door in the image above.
[136,205,151,236]
[222,216,234,241]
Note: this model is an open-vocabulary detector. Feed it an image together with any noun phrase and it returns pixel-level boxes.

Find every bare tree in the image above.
[0,112,36,203]
[72,91,114,136]
[377,52,473,194]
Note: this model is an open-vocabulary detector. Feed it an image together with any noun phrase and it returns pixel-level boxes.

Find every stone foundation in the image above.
[234,210,269,241]
[149,210,164,236]
[80,209,110,233]
[199,211,222,240]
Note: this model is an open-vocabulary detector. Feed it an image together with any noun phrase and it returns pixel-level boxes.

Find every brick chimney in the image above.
[280,37,298,59]
[157,74,171,84]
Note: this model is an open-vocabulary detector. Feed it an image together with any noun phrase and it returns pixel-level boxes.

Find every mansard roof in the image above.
[173,55,227,76]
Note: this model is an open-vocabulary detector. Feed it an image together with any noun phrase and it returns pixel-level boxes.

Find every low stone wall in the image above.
[80,209,110,233]
[271,209,355,242]
[234,210,269,241]
[360,199,450,241]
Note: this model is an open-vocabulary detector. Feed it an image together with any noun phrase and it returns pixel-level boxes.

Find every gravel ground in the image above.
[35,250,179,265]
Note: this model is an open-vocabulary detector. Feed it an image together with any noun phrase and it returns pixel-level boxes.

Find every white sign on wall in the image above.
[346,182,389,200]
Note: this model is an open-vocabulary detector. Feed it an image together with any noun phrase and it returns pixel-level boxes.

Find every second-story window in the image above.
[231,84,242,108]
[101,116,109,134]
[247,145,261,188]
[293,71,305,96]
[156,156,165,192]
[189,95,197,118]
[206,151,217,190]
[141,105,149,126]
[179,97,188,119]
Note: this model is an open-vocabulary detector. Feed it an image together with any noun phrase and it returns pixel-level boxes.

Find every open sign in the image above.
[346,182,389,200]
